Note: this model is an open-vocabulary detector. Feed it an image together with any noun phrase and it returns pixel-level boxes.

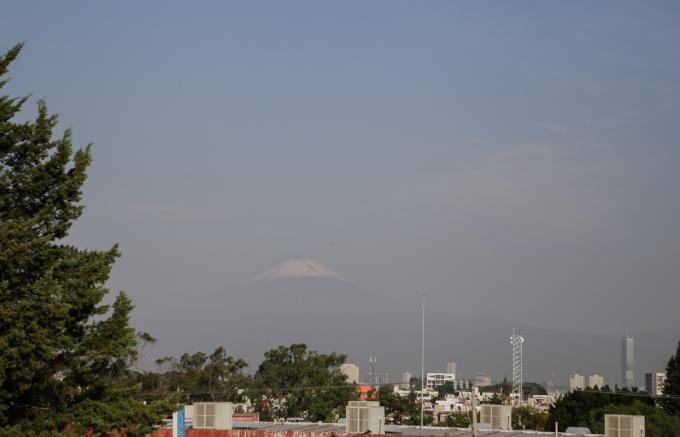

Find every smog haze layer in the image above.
[2,1,679,371]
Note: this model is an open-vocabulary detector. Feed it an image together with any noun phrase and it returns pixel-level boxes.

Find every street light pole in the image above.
[421,292,426,428]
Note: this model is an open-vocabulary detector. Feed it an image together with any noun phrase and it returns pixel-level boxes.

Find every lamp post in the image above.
[421,292,426,428]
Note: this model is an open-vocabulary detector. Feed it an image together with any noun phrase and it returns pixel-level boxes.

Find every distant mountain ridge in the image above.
[137,258,679,387]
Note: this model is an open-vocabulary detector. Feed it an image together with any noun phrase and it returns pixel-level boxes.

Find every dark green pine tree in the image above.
[0,44,172,434]
[660,339,680,415]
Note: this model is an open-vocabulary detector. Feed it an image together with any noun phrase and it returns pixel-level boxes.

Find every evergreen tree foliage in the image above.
[660,339,680,415]
[545,386,680,436]
[545,387,648,431]
[0,43,173,435]
[249,343,353,422]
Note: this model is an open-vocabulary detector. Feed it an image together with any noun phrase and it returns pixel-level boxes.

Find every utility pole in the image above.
[420,292,425,429]
[471,386,478,437]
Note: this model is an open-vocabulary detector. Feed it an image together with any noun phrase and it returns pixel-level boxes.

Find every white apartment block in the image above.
[569,373,585,391]
[645,372,666,397]
[341,363,360,384]
[588,374,604,388]
[426,372,456,390]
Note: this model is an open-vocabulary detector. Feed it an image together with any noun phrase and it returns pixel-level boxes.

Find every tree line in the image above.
[135,343,354,423]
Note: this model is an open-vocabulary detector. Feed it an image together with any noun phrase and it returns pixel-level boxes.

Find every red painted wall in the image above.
[147,430,426,437]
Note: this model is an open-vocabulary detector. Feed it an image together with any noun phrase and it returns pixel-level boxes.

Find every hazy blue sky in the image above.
[2,1,679,334]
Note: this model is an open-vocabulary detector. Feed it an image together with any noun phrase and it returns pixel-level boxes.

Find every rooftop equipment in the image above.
[479,404,512,431]
[346,400,385,434]
[193,402,233,430]
[605,414,645,437]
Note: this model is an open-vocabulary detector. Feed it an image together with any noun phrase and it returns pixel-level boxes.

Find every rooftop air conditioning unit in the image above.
[605,414,645,437]
[346,401,385,434]
[183,404,194,427]
[193,402,233,430]
[479,404,512,430]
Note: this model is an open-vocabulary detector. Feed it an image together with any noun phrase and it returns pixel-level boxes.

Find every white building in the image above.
[401,371,412,388]
[472,373,492,387]
[341,363,360,384]
[433,390,495,417]
[569,374,585,391]
[645,371,666,397]
[446,362,457,375]
[622,336,635,387]
[588,374,604,388]
[426,372,456,390]
[527,394,556,412]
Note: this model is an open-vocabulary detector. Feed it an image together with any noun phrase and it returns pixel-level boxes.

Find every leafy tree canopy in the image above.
[443,411,470,428]
[138,347,249,404]
[435,381,456,399]
[248,343,353,422]
[377,385,423,425]
[511,405,547,431]
[479,382,546,397]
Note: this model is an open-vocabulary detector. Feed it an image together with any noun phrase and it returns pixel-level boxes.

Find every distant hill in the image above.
[136,258,679,388]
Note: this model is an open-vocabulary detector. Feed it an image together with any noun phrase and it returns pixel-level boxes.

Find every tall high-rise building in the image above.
[645,372,666,397]
[446,362,457,375]
[543,370,556,394]
[401,371,412,387]
[340,363,360,384]
[588,374,604,388]
[377,370,389,385]
[622,336,635,387]
[542,379,556,394]
[570,374,585,391]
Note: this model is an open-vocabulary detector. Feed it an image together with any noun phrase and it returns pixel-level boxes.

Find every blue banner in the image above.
[173,407,185,437]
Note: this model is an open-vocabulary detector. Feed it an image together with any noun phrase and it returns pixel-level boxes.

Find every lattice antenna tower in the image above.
[510,329,524,403]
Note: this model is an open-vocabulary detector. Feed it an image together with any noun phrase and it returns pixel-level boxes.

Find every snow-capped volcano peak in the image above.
[250,258,340,283]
